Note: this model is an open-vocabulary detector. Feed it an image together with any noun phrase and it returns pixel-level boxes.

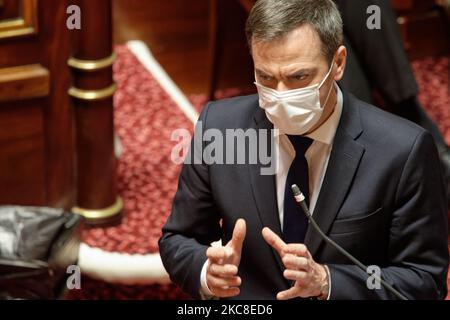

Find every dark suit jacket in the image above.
[159,91,449,300]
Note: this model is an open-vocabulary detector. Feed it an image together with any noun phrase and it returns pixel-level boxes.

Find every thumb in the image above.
[227,218,246,253]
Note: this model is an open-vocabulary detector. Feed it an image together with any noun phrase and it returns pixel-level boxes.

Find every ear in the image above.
[333,45,347,82]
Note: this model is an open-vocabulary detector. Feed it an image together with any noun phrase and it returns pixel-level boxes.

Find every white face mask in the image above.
[255,61,335,135]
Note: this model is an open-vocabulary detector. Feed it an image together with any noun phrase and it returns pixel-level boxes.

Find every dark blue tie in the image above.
[283,135,313,244]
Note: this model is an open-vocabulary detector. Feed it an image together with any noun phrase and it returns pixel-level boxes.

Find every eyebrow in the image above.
[286,68,316,78]
[255,68,273,77]
[255,68,317,78]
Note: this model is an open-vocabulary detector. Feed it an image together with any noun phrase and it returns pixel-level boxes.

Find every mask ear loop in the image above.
[318,58,335,89]
[319,59,336,109]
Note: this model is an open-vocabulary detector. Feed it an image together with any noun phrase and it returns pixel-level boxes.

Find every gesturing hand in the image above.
[262,227,329,300]
[205,219,246,298]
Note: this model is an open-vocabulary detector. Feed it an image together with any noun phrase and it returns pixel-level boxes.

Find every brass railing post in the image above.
[68,0,122,224]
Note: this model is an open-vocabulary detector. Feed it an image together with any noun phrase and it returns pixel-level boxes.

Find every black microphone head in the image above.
[291,184,306,203]
[291,184,301,197]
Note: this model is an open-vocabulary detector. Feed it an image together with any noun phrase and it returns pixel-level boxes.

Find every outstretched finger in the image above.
[228,218,246,253]
[262,227,286,256]
[277,286,300,300]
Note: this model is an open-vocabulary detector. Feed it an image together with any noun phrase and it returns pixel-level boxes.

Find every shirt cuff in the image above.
[325,264,332,300]
[199,259,215,299]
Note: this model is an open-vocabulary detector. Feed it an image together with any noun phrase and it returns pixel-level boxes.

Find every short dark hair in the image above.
[245,0,343,62]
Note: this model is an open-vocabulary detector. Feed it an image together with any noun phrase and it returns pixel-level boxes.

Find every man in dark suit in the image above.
[334,0,450,205]
[159,0,449,300]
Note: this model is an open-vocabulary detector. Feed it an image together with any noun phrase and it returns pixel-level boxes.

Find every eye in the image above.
[291,74,308,81]
[259,74,273,81]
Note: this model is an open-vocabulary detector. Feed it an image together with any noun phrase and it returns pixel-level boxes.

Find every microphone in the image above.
[290,184,408,300]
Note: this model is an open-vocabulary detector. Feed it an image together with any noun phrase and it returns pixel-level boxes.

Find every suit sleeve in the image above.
[327,130,449,300]
[158,102,222,299]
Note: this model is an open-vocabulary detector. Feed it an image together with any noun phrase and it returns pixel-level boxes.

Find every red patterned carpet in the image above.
[80,46,191,255]
[412,56,450,145]
[68,45,450,300]
[67,45,191,299]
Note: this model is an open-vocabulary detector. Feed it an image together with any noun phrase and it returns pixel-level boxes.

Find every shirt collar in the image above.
[305,82,343,145]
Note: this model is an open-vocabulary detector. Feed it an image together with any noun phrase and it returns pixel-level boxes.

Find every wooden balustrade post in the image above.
[68,0,122,224]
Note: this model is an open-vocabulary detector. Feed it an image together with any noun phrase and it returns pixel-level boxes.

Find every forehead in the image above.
[252,24,326,70]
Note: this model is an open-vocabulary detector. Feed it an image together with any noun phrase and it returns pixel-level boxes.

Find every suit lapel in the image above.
[305,92,365,257]
[248,108,286,279]
[247,91,365,280]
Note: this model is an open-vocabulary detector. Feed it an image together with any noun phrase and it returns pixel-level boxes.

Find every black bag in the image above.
[0,206,83,299]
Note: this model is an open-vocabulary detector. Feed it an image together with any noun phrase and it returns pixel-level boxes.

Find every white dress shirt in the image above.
[200,83,344,298]
[276,82,343,225]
